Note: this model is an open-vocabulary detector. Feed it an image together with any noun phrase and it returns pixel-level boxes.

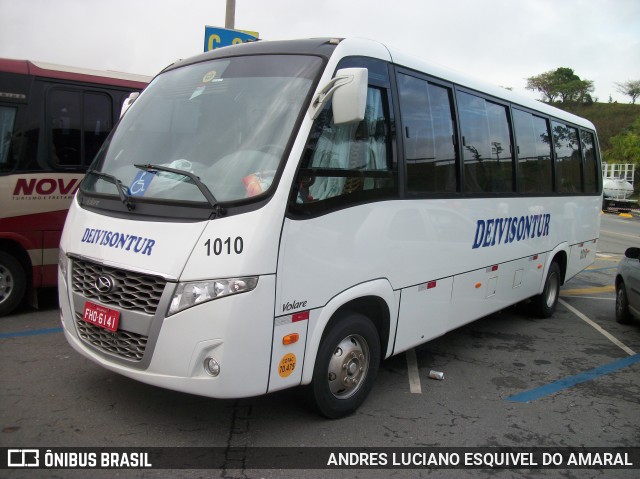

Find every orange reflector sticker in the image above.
[282,333,299,345]
[278,353,296,378]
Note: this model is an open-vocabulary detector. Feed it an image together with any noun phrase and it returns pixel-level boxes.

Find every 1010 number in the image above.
[204,236,244,256]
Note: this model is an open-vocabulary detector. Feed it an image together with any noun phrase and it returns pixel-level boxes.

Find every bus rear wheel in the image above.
[310,312,380,419]
[531,261,561,318]
[0,252,27,317]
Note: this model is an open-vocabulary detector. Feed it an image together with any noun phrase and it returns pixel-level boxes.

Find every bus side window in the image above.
[49,89,82,167]
[458,91,514,194]
[580,130,599,193]
[0,106,17,172]
[397,73,458,194]
[552,121,582,193]
[292,86,396,213]
[513,109,553,193]
[83,92,112,163]
[47,89,112,168]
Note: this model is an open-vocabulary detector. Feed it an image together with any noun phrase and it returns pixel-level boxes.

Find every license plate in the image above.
[83,301,120,332]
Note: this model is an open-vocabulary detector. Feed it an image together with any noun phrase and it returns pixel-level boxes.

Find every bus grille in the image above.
[75,313,147,361]
[71,258,166,315]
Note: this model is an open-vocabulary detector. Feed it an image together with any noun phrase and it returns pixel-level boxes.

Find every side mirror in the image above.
[624,247,640,260]
[309,68,368,125]
[120,92,140,117]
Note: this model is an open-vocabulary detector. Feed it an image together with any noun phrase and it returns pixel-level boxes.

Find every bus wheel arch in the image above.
[300,281,395,413]
[0,241,31,316]
[531,250,567,319]
[330,295,391,359]
[552,250,568,287]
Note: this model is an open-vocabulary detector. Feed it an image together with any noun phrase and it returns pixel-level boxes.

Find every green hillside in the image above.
[554,102,640,154]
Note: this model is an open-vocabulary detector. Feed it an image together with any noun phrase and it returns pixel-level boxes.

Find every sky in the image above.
[1,0,639,103]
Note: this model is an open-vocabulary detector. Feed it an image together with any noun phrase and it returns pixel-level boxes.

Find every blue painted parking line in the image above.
[507,354,640,403]
[0,327,63,339]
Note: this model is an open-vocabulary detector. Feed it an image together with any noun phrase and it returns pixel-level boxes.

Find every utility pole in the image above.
[225,0,236,29]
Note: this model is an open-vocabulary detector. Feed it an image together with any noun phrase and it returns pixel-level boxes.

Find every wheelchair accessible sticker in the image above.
[129,171,156,196]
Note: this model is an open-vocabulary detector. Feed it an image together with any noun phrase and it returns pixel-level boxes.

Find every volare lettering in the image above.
[472,214,551,249]
[81,228,156,256]
[282,300,308,312]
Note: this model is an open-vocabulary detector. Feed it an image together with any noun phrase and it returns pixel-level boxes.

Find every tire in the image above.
[615,281,633,324]
[0,251,27,317]
[531,262,561,318]
[310,312,380,419]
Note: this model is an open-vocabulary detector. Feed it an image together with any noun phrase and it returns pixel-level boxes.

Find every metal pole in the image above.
[225,0,236,29]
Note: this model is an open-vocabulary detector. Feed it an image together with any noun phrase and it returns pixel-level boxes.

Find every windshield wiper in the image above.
[85,169,135,211]
[134,164,225,217]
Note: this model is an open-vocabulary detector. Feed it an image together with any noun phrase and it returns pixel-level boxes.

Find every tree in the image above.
[526,68,594,104]
[525,71,561,102]
[603,117,640,166]
[614,80,640,104]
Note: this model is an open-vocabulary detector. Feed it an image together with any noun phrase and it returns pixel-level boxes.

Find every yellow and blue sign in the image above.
[204,26,258,51]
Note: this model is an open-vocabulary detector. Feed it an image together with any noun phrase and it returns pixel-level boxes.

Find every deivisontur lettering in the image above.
[472,214,551,249]
[81,228,156,256]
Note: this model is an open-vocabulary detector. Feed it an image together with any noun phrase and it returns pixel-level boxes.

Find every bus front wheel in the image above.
[310,312,380,419]
[0,252,27,317]
[531,262,561,319]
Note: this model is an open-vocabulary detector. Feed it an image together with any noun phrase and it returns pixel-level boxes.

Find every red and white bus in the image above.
[0,58,150,315]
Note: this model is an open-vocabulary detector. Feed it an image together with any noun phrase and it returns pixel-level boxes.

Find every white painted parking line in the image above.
[406,349,422,394]
[559,298,636,356]
[559,296,615,301]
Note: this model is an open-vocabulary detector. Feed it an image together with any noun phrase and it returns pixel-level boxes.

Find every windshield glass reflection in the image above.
[84,55,322,204]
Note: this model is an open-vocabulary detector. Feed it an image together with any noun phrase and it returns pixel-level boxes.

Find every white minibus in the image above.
[58,38,601,418]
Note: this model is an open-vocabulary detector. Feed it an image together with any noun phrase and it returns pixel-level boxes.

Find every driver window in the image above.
[291,85,396,214]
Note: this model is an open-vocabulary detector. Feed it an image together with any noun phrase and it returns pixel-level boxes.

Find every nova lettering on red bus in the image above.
[13,178,82,196]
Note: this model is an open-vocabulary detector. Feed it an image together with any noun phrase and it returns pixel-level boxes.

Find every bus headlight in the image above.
[168,276,259,316]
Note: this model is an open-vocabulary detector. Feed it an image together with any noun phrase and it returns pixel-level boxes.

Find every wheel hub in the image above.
[0,265,13,304]
[327,335,369,399]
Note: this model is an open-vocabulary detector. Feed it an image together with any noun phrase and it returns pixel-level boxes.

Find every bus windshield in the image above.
[84,54,322,205]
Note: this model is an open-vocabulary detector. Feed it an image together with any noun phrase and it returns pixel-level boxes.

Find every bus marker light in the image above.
[475,282,482,289]
[204,357,220,377]
[292,311,309,322]
[538,264,543,269]
[427,281,437,289]
[283,333,299,345]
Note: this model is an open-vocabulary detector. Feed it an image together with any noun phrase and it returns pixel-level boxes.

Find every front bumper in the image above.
[59,266,276,399]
